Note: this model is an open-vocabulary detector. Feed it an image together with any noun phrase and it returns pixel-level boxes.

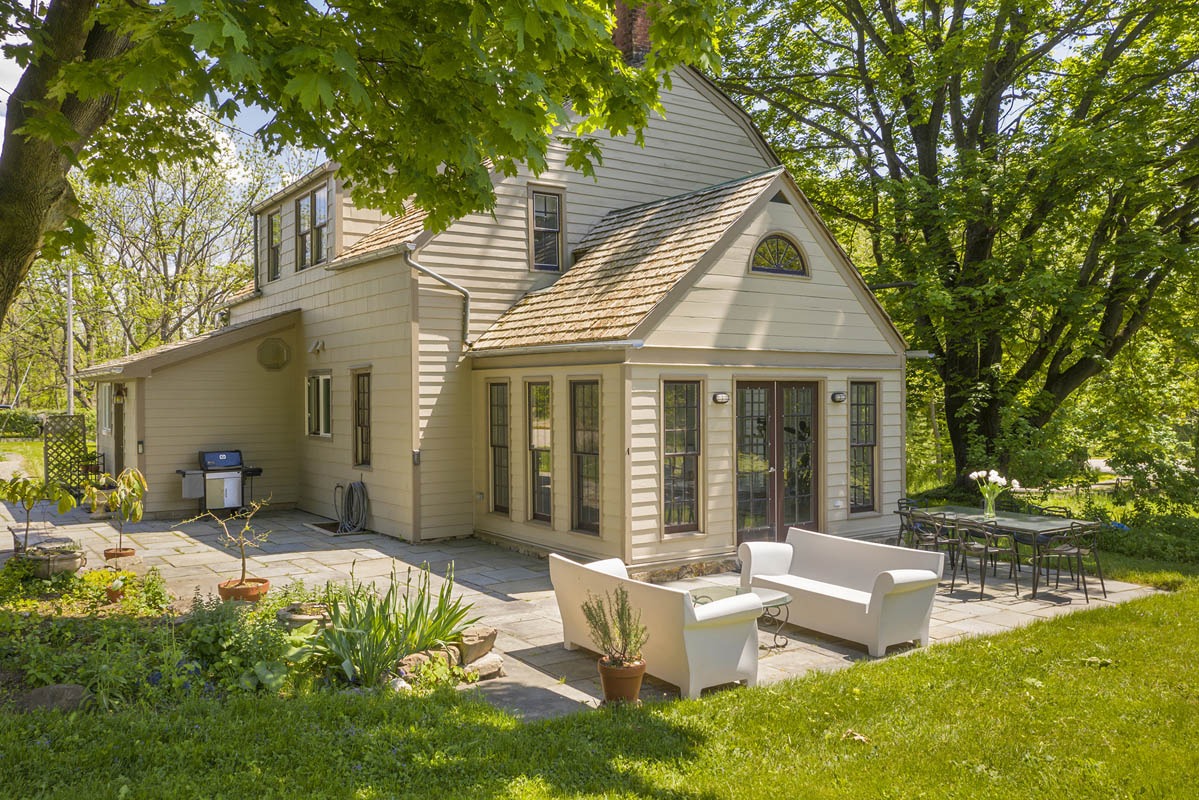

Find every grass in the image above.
[2,584,1197,798]
[0,439,43,479]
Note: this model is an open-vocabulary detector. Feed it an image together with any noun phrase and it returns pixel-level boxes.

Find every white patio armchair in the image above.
[739,528,944,657]
[549,554,763,699]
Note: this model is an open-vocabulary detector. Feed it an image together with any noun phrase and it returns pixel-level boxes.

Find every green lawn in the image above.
[0,439,43,479]
[3,584,1196,798]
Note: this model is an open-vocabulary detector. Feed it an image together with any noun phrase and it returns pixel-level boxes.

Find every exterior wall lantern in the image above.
[712,392,731,405]
[830,391,848,403]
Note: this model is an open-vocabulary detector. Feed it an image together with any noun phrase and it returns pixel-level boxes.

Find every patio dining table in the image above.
[901,505,1098,588]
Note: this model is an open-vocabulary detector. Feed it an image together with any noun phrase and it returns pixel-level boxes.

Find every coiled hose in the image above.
[333,481,369,533]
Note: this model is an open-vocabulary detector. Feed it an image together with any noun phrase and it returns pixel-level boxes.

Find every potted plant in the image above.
[24,541,86,579]
[581,586,649,705]
[968,469,1021,520]
[3,473,76,554]
[106,575,126,604]
[83,467,147,560]
[185,500,272,602]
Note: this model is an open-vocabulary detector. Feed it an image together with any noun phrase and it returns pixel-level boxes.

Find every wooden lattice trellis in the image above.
[43,414,88,491]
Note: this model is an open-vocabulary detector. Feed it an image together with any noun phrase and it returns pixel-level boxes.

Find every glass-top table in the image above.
[690,585,792,648]
[913,504,1090,535]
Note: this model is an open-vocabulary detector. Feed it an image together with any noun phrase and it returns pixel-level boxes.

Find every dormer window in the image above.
[530,189,563,272]
[750,234,808,277]
[296,187,329,270]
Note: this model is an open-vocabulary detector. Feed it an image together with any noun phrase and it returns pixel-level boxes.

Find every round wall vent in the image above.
[257,337,291,371]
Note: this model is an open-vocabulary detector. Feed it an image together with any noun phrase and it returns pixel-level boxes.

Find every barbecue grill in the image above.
[177,449,263,512]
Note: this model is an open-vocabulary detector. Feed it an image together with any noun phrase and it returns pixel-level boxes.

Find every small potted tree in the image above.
[3,473,77,555]
[83,467,147,560]
[185,499,272,602]
[582,586,649,705]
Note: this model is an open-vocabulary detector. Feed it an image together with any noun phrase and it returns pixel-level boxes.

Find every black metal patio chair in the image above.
[1030,522,1107,601]
[951,519,1020,599]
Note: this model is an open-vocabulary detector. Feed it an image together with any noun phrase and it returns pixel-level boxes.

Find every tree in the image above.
[0,0,725,328]
[0,124,310,409]
[721,0,1199,483]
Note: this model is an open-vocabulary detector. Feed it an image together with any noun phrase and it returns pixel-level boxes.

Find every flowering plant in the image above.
[969,470,1020,518]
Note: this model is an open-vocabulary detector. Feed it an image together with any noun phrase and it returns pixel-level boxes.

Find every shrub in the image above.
[0,408,43,439]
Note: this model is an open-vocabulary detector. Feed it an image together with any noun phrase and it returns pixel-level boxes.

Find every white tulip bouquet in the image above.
[969,469,1021,519]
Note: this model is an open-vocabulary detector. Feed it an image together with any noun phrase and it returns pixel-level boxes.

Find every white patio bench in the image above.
[739,528,944,657]
[549,553,763,699]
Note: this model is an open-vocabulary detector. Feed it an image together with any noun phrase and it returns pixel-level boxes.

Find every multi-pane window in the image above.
[849,382,878,512]
[306,374,332,437]
[663,381,701,533]
[751,234,808,276]
[266,212,281,281]
[97,383,113,434]
[489,383,510,514]
[353,372,371,466]
[571,381,600,534]
[531,191,562,271]
[527,382,552,521]
[296,187,329,269]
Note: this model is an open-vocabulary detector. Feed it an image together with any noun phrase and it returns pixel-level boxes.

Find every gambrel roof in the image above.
[469,168,786,352]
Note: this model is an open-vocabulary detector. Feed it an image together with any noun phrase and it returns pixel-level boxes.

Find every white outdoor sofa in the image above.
[549,553,763,699]
[739,528,944,657]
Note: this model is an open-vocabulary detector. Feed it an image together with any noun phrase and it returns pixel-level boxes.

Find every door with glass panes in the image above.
[735,382,818,543]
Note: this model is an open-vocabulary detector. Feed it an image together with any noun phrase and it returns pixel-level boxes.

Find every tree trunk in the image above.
[0,0,128,326]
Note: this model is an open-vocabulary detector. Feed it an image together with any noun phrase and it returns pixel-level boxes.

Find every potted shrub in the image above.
[581,586,649,705]
[24,541,86,578]
[3,473,76,554]
[185,500,271,602]
[83,467,147,560]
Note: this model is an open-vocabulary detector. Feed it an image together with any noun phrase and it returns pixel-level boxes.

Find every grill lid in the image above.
[199,450,242,470]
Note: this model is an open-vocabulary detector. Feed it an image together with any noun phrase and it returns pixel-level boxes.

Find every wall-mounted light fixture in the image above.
[308,339,325,355]
[712,392,731,405]
[831,391,848,403]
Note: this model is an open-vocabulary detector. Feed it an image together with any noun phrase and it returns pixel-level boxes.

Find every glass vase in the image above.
[983,495,997,520]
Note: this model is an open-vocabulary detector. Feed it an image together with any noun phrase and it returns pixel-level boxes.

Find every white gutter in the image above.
[323,243,405,272]
[470,339,644,358]
[399,242,471,345]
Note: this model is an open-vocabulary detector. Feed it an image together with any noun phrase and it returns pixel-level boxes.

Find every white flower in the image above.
[1012,479,1021,490]
[969,470,983,480]
[988,469,1000,479]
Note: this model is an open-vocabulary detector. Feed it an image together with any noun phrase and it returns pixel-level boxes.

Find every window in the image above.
[849,382,878,512]
[571,381,600,533]
[97,383,113,434]
[750,234,808,276]
[296,187,329,269]
[489,383,510,514]
[353,372,371,466]
[527,382,552,521]
[306,374,332,437]
[531,190,562,271]
[663,381,701,533]
[266,211,281,281]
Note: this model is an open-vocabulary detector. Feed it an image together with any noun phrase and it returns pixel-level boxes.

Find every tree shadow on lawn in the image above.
[2,688,723,800]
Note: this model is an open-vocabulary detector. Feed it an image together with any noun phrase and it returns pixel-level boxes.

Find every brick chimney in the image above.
[612,2,652,65]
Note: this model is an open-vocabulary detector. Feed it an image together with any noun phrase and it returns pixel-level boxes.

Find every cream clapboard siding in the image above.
[645,200,898,354]
[227,258,415,538]
[414,67,775,540]
[139,331,301,518]
[254,174,336,293]
[335,179,389,253]
[468,364,625,560]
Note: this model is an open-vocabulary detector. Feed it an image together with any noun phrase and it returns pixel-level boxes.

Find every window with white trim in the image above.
[531,190,563,272]
[306,374,332,437]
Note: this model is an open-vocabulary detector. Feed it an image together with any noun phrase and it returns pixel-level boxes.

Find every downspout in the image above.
[252,213,260,294]
[399,242,470,345]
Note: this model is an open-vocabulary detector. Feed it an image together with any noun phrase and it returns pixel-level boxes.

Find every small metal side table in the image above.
[690,585,793,648]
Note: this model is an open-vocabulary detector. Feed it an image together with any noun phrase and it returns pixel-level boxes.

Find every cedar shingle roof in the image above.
[470,167,783,352]
[333,206,430,263]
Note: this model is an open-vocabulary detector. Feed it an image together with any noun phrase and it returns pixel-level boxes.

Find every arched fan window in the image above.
[751,234,808,276]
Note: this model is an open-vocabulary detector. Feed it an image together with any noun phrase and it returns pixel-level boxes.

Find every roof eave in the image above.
[469,339,644,358]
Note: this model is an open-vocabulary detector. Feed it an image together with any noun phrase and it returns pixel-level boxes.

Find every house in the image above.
[77,21,909,571]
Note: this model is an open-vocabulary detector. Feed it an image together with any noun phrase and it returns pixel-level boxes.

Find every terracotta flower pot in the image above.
[105,587,125,604]
[597,658,647,705]
[104,547,136,560]
[217,577,271,603]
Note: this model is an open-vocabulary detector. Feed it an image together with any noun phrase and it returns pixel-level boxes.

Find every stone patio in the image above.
[1,497,1157,721]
